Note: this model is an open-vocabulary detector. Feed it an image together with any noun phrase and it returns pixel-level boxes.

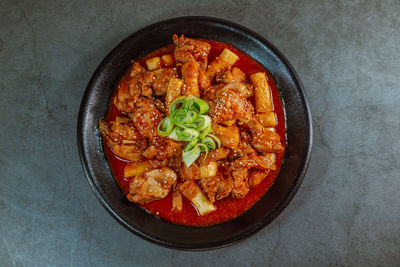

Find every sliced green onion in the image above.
[157,117,174,137]
[201,137,216,150]
[179,128,199,141]
[197,143,209,158]
[195,115,212,132]
[171,108,198,128]
[199,125,213,139]
[158,95,218,167]
[182,143,209,167]
[206,133,221,148]
[184,96,209,114]
[182,145,202,167]
[169,127,199,142]
[169,96,187,114]
[184,138,199,152]
[168,127,180,141]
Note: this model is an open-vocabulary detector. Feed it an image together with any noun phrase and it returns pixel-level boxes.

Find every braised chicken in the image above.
[99,34,285,223]
[127,167,177,204]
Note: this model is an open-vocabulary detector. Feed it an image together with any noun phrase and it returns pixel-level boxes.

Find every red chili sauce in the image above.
[103,40,286,226]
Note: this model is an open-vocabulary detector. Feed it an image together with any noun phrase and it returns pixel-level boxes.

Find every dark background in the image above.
[1,0,399,266]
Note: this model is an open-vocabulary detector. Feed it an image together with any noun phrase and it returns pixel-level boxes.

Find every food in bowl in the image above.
[98,34,286,226]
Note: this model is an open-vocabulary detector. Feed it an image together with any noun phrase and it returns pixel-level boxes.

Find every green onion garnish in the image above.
[157,117,174,136]
[157,95,221,166]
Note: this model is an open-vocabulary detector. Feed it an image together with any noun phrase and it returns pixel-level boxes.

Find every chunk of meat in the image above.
[129,72,154,99]
[180,162,200,180]
[231,168,249,198]
[113,64,144,112]
[208,86,254,123]
[222,82,253,98]
[230,153,275,171]
[114,66,176,112]
[130,103,163,139]
[181,61,200,97]
[212,124,240,149]
[99,117,147,161]
[229,142,256,160]
[173,34,211,70]
[199,147,230,165]
[219,67,246,84]
[248,169,270,187]
[130,61,146,77]
[143,136,182,165]
[151,68,177,96]
[198,172,233,202]
[198,69,211,91]
[127,167,177,204]
[246,118,284,153]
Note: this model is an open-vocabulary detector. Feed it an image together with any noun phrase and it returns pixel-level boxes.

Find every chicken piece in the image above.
[198,69,211,91]
[230,153,275,170]
[212,124,240,149]
[172,190,182,211]
[180,161,200,180]
[181,61,200,97]
[143,136,182,162]
[180,180,216,215]
[130,61,146,77]
[248,169,270,187]
[257,153,277,170]
[114,63,148,113]
[99,117,147,161]
[153,98,167,114]
[127,167,177,204]
[173,34,211,70]
[222,82,253,98]
[246,118,284,153]
[229,142,256,160]
[129,72,154,99]
[219,67,246,84]
[231,168,249,198]
[208,86,254,123]
[199,147,230,165]
[130,102,163,139]
[151,68,176,96]
[198,172,233,202]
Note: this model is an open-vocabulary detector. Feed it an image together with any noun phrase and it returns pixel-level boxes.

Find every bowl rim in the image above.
[77,16,313,250]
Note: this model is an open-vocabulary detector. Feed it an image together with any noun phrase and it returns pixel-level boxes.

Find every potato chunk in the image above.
[124,161,153,178]
[146,57,161,70]
[161,54,175,67]
[212,124,240,149]
[199,162,218,179]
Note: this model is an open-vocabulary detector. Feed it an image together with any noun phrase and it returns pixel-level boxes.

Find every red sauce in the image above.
[103,40,286,226]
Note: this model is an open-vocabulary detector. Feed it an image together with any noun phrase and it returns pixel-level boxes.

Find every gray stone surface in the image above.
[0,0,399,266]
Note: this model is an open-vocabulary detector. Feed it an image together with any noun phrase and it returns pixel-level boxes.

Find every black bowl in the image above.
[77,16,312,250]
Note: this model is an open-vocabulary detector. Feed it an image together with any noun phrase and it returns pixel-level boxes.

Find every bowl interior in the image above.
[78,16,312,250]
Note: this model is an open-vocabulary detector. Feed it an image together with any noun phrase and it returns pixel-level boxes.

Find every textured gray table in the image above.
[1,0,399,266]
